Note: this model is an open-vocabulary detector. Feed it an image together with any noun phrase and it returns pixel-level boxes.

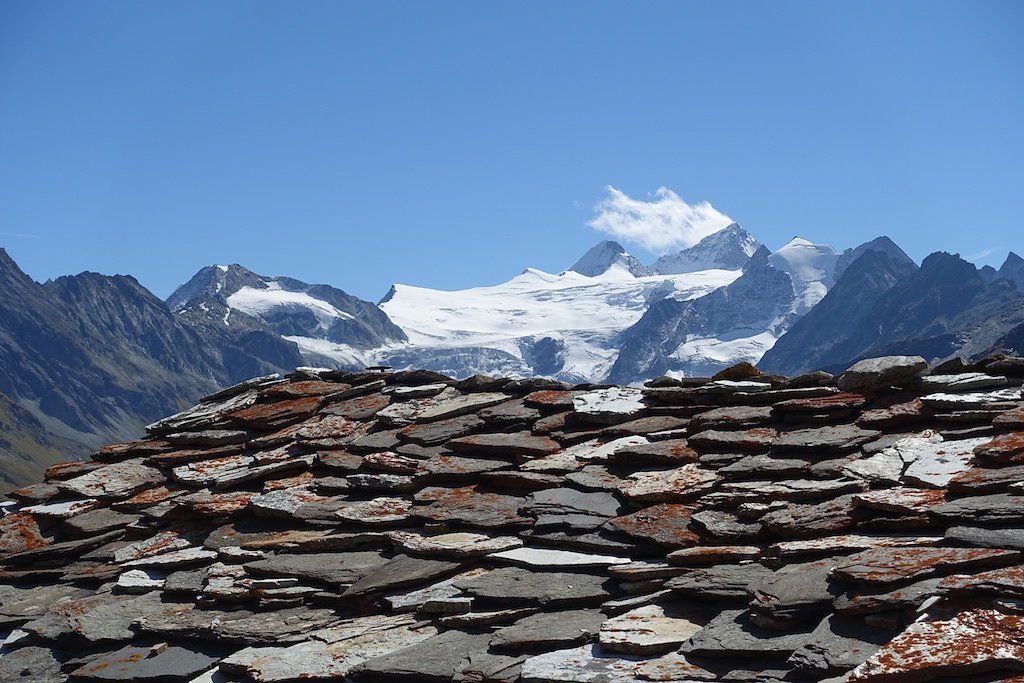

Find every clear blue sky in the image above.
[1,1,1021,302]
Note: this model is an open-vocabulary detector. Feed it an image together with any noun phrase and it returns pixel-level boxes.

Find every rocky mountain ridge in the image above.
[2,354,1024,681]
[1,230,1022,492]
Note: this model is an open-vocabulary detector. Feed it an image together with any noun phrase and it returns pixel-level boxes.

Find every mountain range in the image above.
[1,225,1022,492]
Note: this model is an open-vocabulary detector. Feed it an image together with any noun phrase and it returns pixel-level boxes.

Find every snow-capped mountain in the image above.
[567,240,652,277]
[379,263,740,382]
[651,223,761,275]
[607,237,847,383]
[168,264,406,369]
[767,237,840,315]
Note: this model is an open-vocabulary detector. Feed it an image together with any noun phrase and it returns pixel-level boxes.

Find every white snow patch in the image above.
[226,285,355,332]
[768,237,839,315]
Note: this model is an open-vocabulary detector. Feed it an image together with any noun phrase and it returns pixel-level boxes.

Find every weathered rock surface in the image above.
[1,359,1022,682]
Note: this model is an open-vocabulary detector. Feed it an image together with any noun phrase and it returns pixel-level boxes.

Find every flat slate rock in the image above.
[690,405,775,431]
[396,413,484,446]
[945,526,1024,551]
[453,567,611,607]
[836,355,927,392]
[787,614,894,676]
[895,433,991,488]
[245,551,389,586]
[604,503,699,549]
[666,564,774,601]
[931,493,1024,524]
[610,439,698,466]
[617,464,719,503]
[357,628,493,680]
[388,531,523,558]
[72,644,220,681]
[682,608,816,658]
[446,432,560,458]
[519,643,644,683]
[0,645,67,683]
[687,428,778,453]
[135,604,340,644]
[844,606,1024,681]
[749,557,843,624]
[58,460,165,499]
[414,486,533,528]
[490,547,630,569]
[599,604,704,656]
[572,387,646,425]
[24,591,181,644]
[773,425,881,454]
[830,547,1021,584]
[342,554,462,596]
[973,431,1024,464]
[490,609,605,653]
[220,614,438,682]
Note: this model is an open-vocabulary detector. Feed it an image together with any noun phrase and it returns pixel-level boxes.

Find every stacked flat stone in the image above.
[1,355,1024,682]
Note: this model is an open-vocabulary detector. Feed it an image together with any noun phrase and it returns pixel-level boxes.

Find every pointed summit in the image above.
[568,240,651,278]
[998,251,1024,292]
[835,236,917,280]
[651,223,761,275]
[768,237,840,315]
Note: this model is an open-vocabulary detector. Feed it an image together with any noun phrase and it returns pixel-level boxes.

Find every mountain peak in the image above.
[568,240,651,278]
[835,236,917,280]
[651,223,761,275]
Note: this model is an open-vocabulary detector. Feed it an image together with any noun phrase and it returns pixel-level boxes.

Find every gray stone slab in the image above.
[219,614,438,682]
[58,460,165,499]
[682,609,815,658]
[245,551,388,586]
[750,557,843,625]
[931,493,1024,524]
[453,567,611,607]
[945,526,1024,551]
[135,605,340,644]
[72,644,219,681]
[519,643,643,683]
[836,356,927,392]
[24,591,181,644]
[356,629,493,680]
[0,584,90,625]
[490,609,605,653]
[342,554,462,597]
[666,564,773,601]
[0,645,67,683]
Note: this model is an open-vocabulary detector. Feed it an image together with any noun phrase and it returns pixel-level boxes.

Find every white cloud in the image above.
[587,186,733,254]
[966,246,1000,263]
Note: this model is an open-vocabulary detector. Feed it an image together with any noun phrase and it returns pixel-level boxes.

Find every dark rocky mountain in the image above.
[169,264,407,361]
[651,223,761,274]
[0,254,402,494]
[759,240,919,376]
[997,251,1024,291]
[608,246,798,383]
[763,250,1024,375]
[0,249,229,492]
[567,240,652,277]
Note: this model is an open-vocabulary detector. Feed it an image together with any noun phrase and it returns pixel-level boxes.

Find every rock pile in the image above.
[2,354,1024,682]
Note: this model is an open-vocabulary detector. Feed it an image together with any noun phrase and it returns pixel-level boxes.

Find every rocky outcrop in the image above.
[2,355,1023,681]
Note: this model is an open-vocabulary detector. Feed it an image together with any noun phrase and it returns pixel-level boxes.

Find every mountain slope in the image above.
[765,250,1024,374]
[380,255,742,382]
[568,240,651,277]
[607,245,800,382]
[997,252,1024,291]
[651,223,761,274]
[759,244,919,375]
[168,264,406,370]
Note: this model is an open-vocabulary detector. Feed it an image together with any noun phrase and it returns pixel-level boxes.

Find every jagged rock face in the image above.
[568,240,652,278]
[834,235,915,281]
[997,251,1024,292]
[760,248,919,376]
[608,247,798,383]
[651,224,761,275]
[1,358,1023,682]
[0,250,237,492]
[168,264,407,368]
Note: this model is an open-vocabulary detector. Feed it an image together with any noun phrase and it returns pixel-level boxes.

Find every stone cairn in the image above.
[2,354,1024,682]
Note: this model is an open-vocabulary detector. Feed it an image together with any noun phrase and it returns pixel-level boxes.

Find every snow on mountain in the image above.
[567,240,652,277]
[767,237,839,315]
[379,263,741,382]
[167,264,406,370]
[651,223,761,275]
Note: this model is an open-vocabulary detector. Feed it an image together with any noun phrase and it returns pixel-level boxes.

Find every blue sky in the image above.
[1,1,1021,302]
